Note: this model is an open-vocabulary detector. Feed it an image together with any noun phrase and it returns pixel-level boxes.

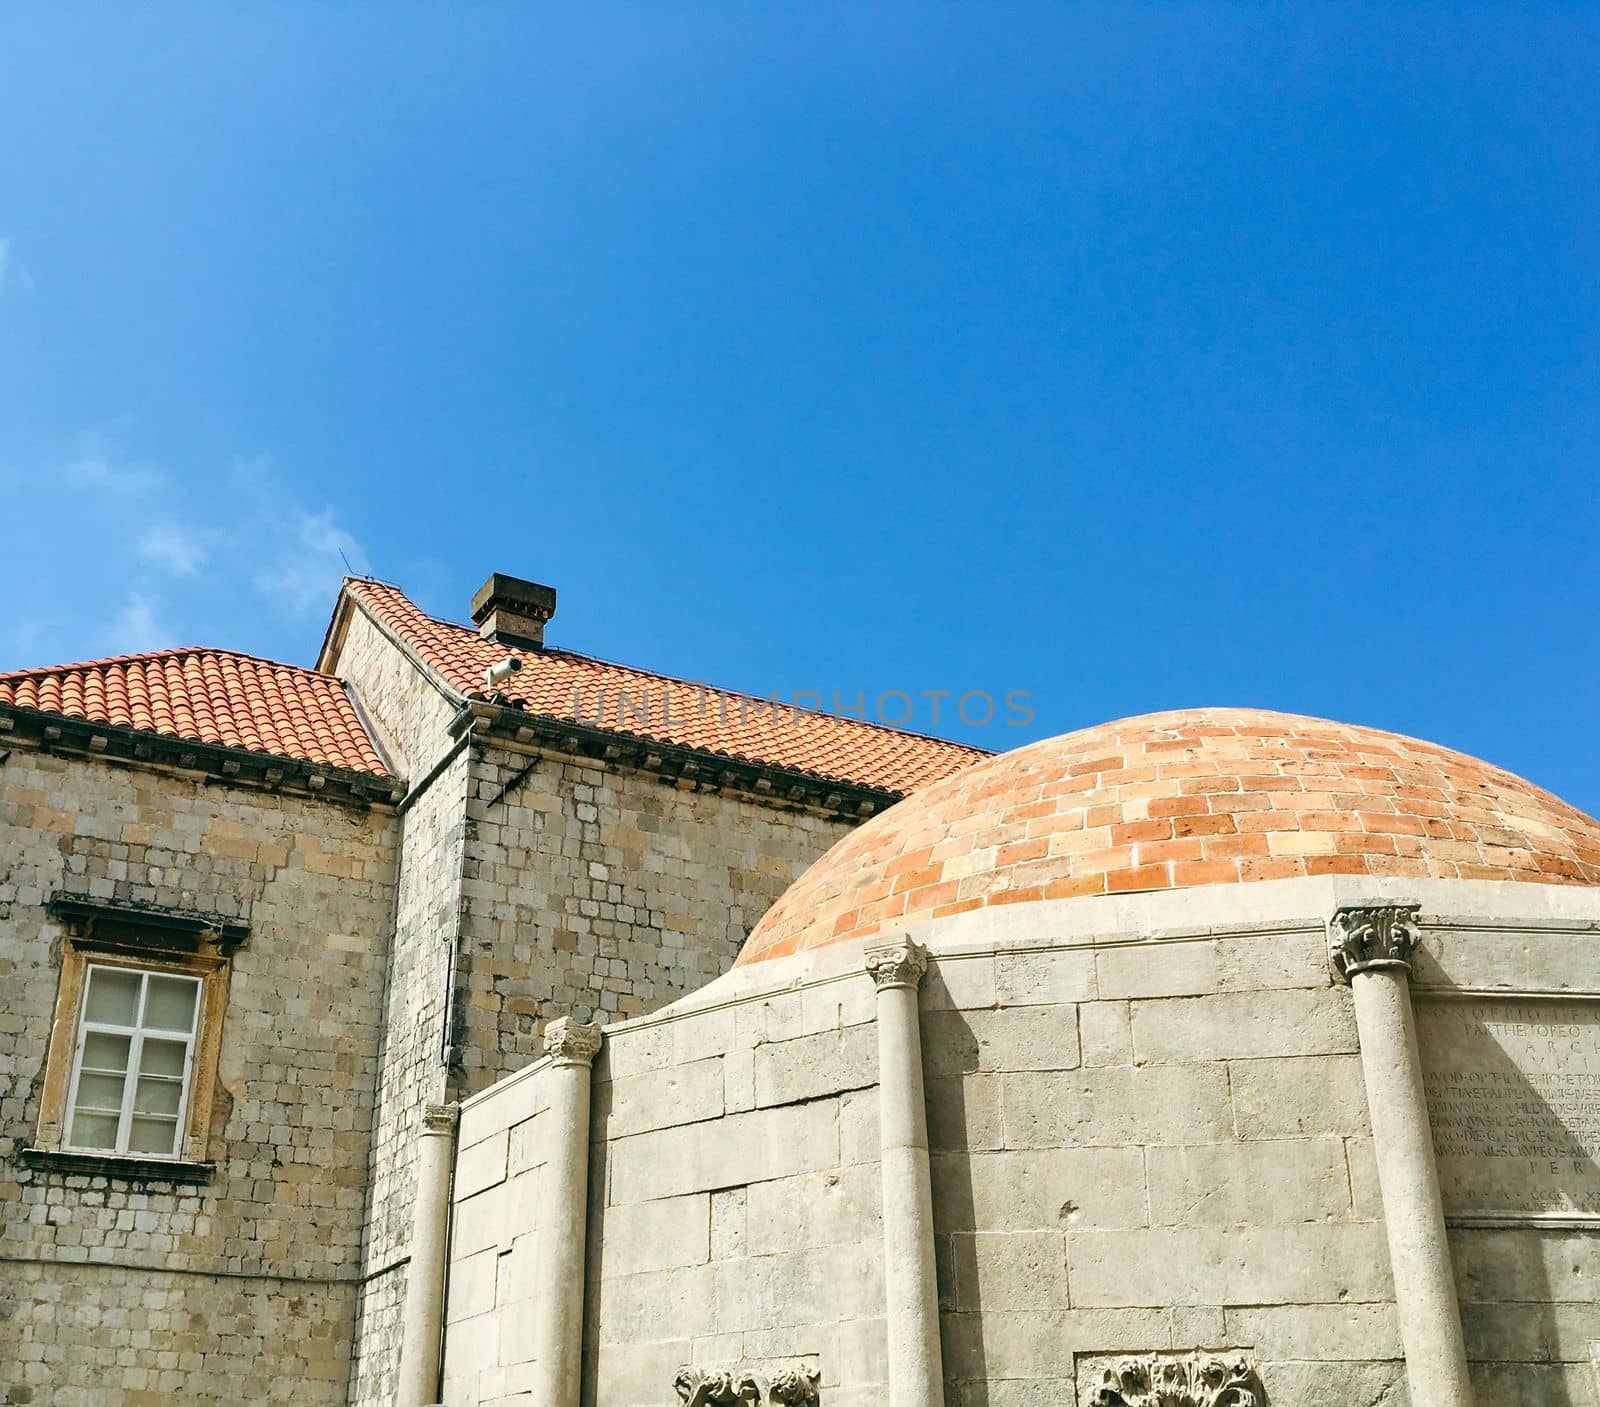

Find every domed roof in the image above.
[736,707,1600,966]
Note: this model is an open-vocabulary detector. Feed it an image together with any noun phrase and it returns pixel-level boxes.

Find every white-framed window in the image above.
[63,963,202,1158]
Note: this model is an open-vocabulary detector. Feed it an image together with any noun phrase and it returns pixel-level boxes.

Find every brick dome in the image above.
[736,707,1600,966]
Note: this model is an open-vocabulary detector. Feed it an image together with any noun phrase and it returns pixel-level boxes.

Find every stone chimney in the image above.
[471,573,557,651]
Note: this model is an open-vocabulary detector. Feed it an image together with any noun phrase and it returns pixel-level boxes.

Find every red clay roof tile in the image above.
[348,579,985,796]
[0,648,390,778]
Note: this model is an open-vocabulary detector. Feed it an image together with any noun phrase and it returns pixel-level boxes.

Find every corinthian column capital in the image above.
[864,937,929,992]
[419,1102,460,1137]
[543,1016,603,1066]
[1328,903,1422,983]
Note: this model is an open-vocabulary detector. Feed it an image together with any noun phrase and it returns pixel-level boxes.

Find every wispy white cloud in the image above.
[67,454,167,494]
[137,522,210,576]
[254,506,372,614]
[108,595,177,654]
[0,235,36,297]
[42,443,373,661]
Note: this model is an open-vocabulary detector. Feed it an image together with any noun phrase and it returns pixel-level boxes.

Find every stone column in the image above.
[1330,904,1474,1407]
[865,937,945,1407]
[396,1101,459,1407]
[529,1016,603,1407]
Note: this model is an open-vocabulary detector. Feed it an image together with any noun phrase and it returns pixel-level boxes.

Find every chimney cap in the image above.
[471,573,557,651]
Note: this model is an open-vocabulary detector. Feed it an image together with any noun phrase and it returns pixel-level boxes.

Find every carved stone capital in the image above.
[1085,1353,1267,1407]
[420,1102,460,1137]
[1328,902,1422,983]
[673,1363,819,1407]
[543,1016,603,1066]
[864,937,928,992]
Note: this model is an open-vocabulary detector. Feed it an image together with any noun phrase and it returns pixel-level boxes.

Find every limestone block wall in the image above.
[456,740,852,1082]
[441,976,890,1407]
[438,876,1600,1407]
[922,925,1407,1405]
[0,745,397,1407]
[437,917,1409,1407]
[1412,916,1600,1406]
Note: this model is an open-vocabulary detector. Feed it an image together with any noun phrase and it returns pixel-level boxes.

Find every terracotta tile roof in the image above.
[737,706,1600,965]
[347,579,986,796]
[0,648,391,778]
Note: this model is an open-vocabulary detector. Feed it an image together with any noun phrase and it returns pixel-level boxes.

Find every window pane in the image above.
[69,1110,120,1150]
[142,976,198,1033]
[73,1071,128,1113]
[140,1039,188,1079]
[81,1031,132,1073]
[134,1076,183,1117]
[84,968,141,1025]
[128,1115,179,1155]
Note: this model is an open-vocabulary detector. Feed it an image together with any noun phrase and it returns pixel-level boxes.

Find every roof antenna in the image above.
[338,547,355,576]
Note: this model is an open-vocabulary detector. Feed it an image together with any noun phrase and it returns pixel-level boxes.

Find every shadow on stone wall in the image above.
[1412,979,1600,1406]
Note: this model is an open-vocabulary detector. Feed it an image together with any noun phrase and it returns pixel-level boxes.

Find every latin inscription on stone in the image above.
[1417,998,1600,1219]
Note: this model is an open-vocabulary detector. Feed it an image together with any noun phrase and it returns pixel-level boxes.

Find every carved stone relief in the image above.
[1081,1352,1268,1407]
[673,1363,820,1407]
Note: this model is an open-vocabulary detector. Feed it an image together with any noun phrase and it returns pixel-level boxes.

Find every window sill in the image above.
[19,1147,215,1184]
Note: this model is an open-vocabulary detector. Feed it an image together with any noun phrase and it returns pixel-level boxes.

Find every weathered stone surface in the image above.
[587,1264,719,1343]
[1224,1302,1404,1361]
[608,1099,839,1203]
[1457,1299,1600,1363]
[1228,1054,1371,1139]
[1451,1227,1600,1304]
[923,1005,1081,1076]
[942,1230,1068,1311]
[939,1307,1174,1379]
[931,1148,1148,1231]
[598,1056,725,1139]
[595,1194,711,1277]
[1145,1139,1352,1226]
[711,1241,884,1334]
[1248,1358,1407,1406]
[1078,1000,1133,1067]
[994,948,1096,1006]
[753,1024,877,1107]
[925,1073,1006,1151]
[1130,989,1358,1064]
[744,1166,880,1256]
[444,1248,499,1324]
[1465,1361,1592,1407]
[1002,1066,1233,1147]
[454,1129,510,1202]
[1067,1223,1394,1307]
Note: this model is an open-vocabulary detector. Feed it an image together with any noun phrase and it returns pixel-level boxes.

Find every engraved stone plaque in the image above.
[1417,997,1600,1222]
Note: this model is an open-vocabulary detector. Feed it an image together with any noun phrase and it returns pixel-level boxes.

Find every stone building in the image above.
[0,573,980,1406]
[2,581,1598,1407]
[431,710,1600,1407]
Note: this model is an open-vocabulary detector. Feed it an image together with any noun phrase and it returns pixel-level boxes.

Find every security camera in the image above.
[484,657,523,688]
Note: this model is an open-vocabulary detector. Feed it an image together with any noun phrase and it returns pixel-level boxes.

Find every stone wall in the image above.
[457,740,851,1083]
[0,744,398,1407]
[923,926,1406,1405]
[441,973,889,1407]
[1415,916,1600,1406]
[337,606,471,1407]
[438,878,1600,1407]
[330,605,858,1405]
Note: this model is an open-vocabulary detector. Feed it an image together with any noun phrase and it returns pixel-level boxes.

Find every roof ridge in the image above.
[353,579,992,759]
[0,645,340,683]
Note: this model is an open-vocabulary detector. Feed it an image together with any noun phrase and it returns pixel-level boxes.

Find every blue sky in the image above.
[1,5,1596,808]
